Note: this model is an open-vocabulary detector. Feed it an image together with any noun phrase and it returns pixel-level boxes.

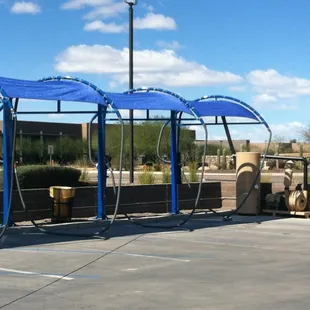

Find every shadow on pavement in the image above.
[0,212,283,249]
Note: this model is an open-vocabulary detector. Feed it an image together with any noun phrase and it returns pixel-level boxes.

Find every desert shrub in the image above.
[189,161,198,182]
[162,165,171,184]
[0,165,81,190]
[138,167,155,185]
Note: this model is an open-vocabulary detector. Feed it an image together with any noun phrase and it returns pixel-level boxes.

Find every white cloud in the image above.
[84,20,125,33]
[194,121,306,142]
[134,12,176,30]
[252,94,297,110]
[253,94,277,103]
[61,0,111,10]
[55,44,243,88]
[84,2,126,20]
[247,69,310,99]
[11,1,41,14]
[140,3,154,12]
[117,110,147,119]
[270,122,305,139]
[156,40,183,50]
[229,85,246,92]
[84,12,177,33]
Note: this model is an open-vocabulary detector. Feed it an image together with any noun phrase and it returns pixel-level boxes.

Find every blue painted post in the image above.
[97,105,107,219]
[2,99,13,226]
[170,111,179,214]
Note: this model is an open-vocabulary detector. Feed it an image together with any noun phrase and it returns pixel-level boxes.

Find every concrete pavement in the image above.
[2,215,310,309]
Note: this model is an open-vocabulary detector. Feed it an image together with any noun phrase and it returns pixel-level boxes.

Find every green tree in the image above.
[301,123,310,142]
[91,122,196,168]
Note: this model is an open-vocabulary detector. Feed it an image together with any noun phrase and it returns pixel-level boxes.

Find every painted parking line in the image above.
[0,267,74,281]
[143,235,277,250]
[115,251,190,262]
[5,247,190,262]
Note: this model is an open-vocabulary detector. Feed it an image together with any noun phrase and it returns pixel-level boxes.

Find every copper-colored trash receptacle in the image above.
[236,152,261,215]
[49,186,75,223]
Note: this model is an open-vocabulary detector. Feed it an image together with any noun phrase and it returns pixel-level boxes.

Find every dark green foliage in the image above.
[56,136,88,164]
[0,165,81,190]
[6,122,197,167]
[92,122,197,168]
[14,135,87,165]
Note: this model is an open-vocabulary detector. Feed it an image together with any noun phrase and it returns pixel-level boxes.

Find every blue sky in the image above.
[0,0,310,142]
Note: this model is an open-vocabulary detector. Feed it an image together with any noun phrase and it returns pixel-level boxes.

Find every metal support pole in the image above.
[59,132,63,160]
[97,105,107,219]
[221,117,236,155]
[176,116,182,185]
[2,100,13,226]
[19,130,23,164]
[40,131,44,162]
[129,3,134,184]
[14,98,19,111]
[170,111,179,214]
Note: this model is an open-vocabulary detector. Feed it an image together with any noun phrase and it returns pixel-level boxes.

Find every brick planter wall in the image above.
[0,182,222,222]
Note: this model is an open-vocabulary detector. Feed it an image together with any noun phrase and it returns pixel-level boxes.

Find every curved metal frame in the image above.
[195,95,270,129]
[0,76,124,227]
[124,87,205,124]
[125,87,207,214]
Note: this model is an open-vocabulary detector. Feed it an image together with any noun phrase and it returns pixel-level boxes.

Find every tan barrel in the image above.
[49,186,75,221]
[236,152,261,215]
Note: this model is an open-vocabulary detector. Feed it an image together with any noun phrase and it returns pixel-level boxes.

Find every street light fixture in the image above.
[124,0,138,4]
[124,0,137,184]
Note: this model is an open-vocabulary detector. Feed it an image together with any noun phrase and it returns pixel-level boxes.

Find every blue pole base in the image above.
[169,210,181,216]
[95,215,109,221]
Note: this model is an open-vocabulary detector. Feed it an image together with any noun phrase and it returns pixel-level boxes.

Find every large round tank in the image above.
[236,152,261,215]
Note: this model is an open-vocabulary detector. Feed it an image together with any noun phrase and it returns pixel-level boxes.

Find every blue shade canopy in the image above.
[0,76,108,106]
[192,96,263,122]
[0,77,194,115]
[106,91,193,114]
[0,76,267,124]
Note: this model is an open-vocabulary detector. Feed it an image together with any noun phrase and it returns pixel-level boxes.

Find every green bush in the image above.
[0,165,82,190]
[162,166,171,184]
[189,162,198,182]
[79,168,90,182]
[138,169,155,185]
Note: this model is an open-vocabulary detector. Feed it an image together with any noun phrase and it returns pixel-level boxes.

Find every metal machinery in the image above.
[265,157,308,212]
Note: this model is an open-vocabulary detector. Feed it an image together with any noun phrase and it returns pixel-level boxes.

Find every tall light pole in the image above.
[124,0,137,183]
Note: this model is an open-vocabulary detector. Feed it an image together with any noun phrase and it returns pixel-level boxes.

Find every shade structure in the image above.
[0,75,271,233]
[192,95,268,126]
[0,77,194,115]
[0,77,268,126]
[0,76,108,106]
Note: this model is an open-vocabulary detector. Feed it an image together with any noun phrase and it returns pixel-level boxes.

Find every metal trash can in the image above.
[49,186,75,223]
